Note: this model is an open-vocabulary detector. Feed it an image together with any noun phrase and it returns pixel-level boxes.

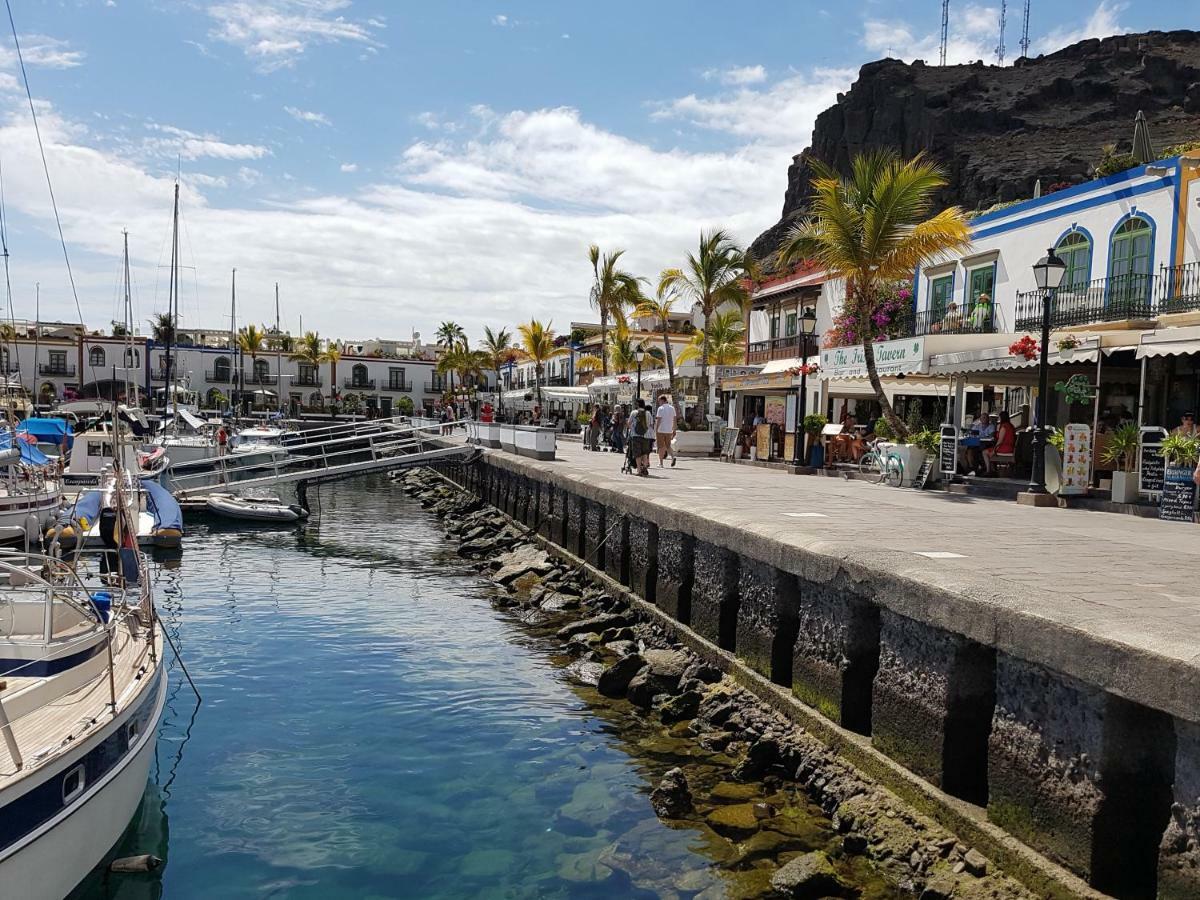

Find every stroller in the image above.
[621,430,636,474]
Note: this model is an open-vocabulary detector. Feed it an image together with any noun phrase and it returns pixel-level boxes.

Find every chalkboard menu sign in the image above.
[1159,465,1197,523]
[915,458,935,490]
[1139,428,1167,496]
[939,425,958,476]
[720,427,739,459]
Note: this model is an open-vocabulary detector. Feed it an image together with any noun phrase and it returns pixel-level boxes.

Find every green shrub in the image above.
[1093,144,1137,178]
[874,416,895,441]
[1099,423,1138,472]
[1164,140,1200,158]
[1160,433,1200,467]
[803,413,828,434]
[911,428,940,454]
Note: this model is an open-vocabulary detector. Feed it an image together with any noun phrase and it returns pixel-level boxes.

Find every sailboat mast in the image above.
[230,268,237,415]
[275,282,282,415]
[32,283,39,402]
[164,180,179,414]
[122,230,138,407]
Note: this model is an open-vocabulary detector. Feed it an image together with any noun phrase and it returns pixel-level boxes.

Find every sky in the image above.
[0,0,1194,344]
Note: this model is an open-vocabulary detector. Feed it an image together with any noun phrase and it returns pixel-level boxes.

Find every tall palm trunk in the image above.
[694,306,712,426]
[856,286,905,438]
[599,310,609,377]
[535,364,544,410]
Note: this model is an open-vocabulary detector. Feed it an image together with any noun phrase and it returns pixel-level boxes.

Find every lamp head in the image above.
[1033,248,1067,291]
[800,306,818,336]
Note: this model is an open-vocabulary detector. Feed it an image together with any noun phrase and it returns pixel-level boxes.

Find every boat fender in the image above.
[288,505,309,519]
[109,854,163,873]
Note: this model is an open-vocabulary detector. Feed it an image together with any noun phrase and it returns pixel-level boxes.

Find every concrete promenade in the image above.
[517,438,1200,719]
[443,432,1200,898]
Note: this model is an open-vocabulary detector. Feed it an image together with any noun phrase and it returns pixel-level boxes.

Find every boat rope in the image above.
[160,624,202,703]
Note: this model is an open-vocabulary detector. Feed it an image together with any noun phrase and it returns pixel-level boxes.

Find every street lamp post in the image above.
[635,345,646,402]
[1026,248,1067,495]
[791,307,819,468]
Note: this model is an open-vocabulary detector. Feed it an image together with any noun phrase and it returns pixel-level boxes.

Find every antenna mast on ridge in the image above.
[940,0,950,66]
[1019,0,1031,58]
[996,0,1007,64]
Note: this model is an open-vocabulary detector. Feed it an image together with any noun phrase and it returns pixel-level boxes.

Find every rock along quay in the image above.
[431,438,1200,900]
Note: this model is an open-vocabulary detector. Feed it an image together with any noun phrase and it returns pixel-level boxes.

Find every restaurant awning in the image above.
[927,337,1109,377]
[1136,325,1200,359]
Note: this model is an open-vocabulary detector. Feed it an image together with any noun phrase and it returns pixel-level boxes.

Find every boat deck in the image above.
[0,618,159,788]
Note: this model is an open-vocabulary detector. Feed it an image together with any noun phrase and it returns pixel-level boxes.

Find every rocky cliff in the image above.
[750,29,1200,264]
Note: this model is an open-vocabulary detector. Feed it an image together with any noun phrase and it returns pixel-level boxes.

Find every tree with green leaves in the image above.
[481,326,514,413]
[588,245,641,376]
[435,322,466,393]
[659,230,754,425]
[775,149,971,440]
[678,309,745,367]
[518,319,568,411]
[148,312,175,346]
[634,285,680,393]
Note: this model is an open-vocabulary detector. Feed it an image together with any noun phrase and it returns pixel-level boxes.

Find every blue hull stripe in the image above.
[0,665,162,857]
[0,640,107,678]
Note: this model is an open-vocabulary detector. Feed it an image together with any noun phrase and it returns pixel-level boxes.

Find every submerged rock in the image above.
[650,767,693,818]
[597,653,646,698]
[659,690,701,724]
[705,803,761,839]
[770,850,852,898]
[557,613,631,640]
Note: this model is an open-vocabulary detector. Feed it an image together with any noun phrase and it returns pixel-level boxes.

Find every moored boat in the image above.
[0,492,166,898]
[205,492,308,523]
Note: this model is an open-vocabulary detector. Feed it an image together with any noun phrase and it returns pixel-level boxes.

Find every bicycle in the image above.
[858,438,905,487]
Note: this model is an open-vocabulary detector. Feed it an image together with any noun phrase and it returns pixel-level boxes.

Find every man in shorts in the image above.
[654,394,677,468]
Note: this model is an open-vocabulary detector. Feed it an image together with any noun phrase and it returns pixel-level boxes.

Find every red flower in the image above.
[1008,335,1039,361]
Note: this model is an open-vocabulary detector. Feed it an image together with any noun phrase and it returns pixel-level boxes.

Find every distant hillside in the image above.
[750,29,1200,266]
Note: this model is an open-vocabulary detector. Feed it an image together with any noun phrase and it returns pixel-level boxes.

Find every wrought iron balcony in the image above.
[205,369,231,383]
[39,362,75,377]
[423,382,447,393]
[908,303,1006,336]
[343,377,376,390]
[382,380,413,392]
[1015,272,1156,331]
[247,372,278,386]
[1156,261,1200,315]
[149,367,176,382]
[295,375,323,387]
[746,335,810,364]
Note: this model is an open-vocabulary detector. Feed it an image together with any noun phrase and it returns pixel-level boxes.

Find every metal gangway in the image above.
[165,419,477,501]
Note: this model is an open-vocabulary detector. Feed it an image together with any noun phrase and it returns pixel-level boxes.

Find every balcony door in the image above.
[1108,216,1152,308]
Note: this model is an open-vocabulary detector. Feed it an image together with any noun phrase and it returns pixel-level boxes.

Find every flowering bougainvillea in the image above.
[617,374,632,384]
[822,285,913,348]
[1009,335,1039,360]
[785,363,821,376]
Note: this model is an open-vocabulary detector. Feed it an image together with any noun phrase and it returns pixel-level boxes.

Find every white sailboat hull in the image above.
[0,667,167,900]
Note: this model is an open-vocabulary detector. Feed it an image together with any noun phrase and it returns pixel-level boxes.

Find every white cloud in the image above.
[284,105,331,126]
[651,67,851,146]
[339,162,357,172]
[206,0,383,72]
[1035,1,1128,55]
[142,123,271,161]
[491,14,508,26]
[0,35,84,70]
[703,64,767,86]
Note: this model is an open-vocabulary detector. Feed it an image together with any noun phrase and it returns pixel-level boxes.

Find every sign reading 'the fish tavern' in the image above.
[819,337,928,379]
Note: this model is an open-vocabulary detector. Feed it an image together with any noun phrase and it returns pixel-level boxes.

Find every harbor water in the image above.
[72,475,895,900]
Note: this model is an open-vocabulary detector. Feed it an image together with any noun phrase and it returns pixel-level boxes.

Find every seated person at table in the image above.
[832,414,858,462]
[1173,412,1198,437]
[984,411,1016,474]
[961,412,992,473]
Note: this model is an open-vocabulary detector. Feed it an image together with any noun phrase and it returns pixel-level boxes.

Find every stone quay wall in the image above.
[443,452,1200,900]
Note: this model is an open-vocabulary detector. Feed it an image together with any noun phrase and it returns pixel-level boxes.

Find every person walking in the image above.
[586,405,602,451]
[610,405,625,455]
[654,394,677,468]
[629,398,653,476]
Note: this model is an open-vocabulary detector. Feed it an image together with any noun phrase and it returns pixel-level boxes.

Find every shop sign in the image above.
[721,372,795,391]
[616,387,634,403]
[1139,427,1167,496]
[765,396,786,426]
[819,337,927,380]
[1060,424,1092,496]
[1160,465,1197,523]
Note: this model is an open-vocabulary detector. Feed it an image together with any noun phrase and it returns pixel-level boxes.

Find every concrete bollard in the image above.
[734,561,799,686]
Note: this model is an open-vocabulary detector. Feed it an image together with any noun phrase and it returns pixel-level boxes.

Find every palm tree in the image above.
[605,318,639,374]
[436,321,466,393]
[588,245,641,376]
[678,309,746,366]
[148,312,175,346]
[634,285,679,393]
[659,230,754,425]
[436,340,465,400]
[517,319,568,410]
[776,149,971,439]
[290,331,327,405]
[236,323,267,410]
[481,326,514,413]
[323,342,341,407]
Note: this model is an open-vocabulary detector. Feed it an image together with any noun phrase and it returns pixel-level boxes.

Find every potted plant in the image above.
[1008,335,1039,361]
[1100,423,1140,503]
[1160,433,1200,472]
[1056,334,1082,360]
[800,413,827,467]
[874,416,925,487]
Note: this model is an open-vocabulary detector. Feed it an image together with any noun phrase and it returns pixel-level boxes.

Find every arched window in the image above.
[352,363,368,387]
[1055,230,1091,292]
[213,356,231,383]
[253,358,269,382]
[308,391,324,408]
[1109,215,1153,304]
[89,347,105,368]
